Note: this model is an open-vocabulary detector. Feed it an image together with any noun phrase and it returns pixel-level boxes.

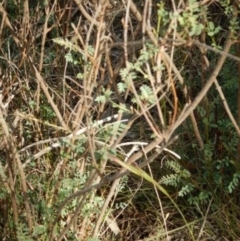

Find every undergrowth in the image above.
[0,0,239,240]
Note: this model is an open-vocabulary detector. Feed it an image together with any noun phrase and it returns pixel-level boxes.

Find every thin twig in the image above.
[214,78,240,136]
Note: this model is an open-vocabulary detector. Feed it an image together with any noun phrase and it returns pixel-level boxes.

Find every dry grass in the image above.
[0,0,239,240]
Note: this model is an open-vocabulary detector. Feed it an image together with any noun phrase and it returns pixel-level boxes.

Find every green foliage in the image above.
[177,95,239,208]
[156,2,169,35]
[159,160,191,189]
[229,17,240,36]
[95,88,113,104]
[228,173,240,193]
[53,38,79,52]
[82,196,104,217]
[87,238,101,241]
[0,0,239,240]
[206,21,222,37]
[188,190,212,206]
[32,225,47,238]
[117,82,127,93]
[120,43,158,81]
[5,0,18,18]
[160,174,181,187]
[178,184,194,197]
[16,224,34,241]
[119,43,160,107]
[177,0,205,37]
[219,56,238,114]
[132,84,155,105]
[65,52,79,65]
[115,201,127,210]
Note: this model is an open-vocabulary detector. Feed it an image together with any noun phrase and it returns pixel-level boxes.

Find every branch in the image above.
[173,31,233,131]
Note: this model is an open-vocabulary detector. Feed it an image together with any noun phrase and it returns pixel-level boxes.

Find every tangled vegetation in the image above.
[0,0,240,240]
